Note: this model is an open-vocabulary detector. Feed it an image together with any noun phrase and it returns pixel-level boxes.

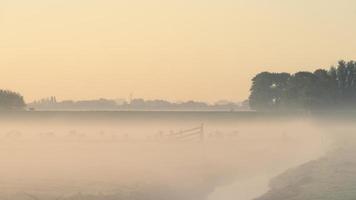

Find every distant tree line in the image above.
[249,60,356,111]
[29,98,249,111]
[0,89,26,110]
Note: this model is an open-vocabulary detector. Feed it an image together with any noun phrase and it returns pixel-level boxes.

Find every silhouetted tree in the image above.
[0,90,26,110]
[344,61,356,103]
[283,72,319,110]
[336,60,348,101]
[313,69,337,108]
[249,72,290,110]
[249,60,356,111]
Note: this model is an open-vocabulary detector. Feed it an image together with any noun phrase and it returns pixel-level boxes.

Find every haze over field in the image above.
[0,114,330,200]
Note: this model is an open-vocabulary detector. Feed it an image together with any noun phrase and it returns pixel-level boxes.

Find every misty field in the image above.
[0,112,329,200]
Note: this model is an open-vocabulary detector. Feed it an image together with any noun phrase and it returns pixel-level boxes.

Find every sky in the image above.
[0,0,356,103]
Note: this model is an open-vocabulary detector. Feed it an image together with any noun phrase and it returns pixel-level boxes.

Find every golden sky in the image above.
[0,0,355,102]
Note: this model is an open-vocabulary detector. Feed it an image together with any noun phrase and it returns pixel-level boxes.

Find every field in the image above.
[0,111,330,200]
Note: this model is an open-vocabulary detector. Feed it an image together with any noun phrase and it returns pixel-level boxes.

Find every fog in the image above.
[0,112,331,200]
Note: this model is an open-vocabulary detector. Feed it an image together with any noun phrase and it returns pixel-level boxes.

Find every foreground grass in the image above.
[256,146,356,200]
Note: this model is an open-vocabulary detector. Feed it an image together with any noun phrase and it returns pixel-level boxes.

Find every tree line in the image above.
[0,89,25,110]
[249,60,356,111]
[29,97,248,111]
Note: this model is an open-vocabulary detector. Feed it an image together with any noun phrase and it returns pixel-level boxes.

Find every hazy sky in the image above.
[1,0,355,102]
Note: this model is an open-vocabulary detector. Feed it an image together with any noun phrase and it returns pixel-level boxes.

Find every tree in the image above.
[336,60,347,101]
[0,90,26,110]
[249,72,290,110]
[283,72,319,110]
[248,60,356,111]
[344,61,356,103]
[313,69,337,108]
